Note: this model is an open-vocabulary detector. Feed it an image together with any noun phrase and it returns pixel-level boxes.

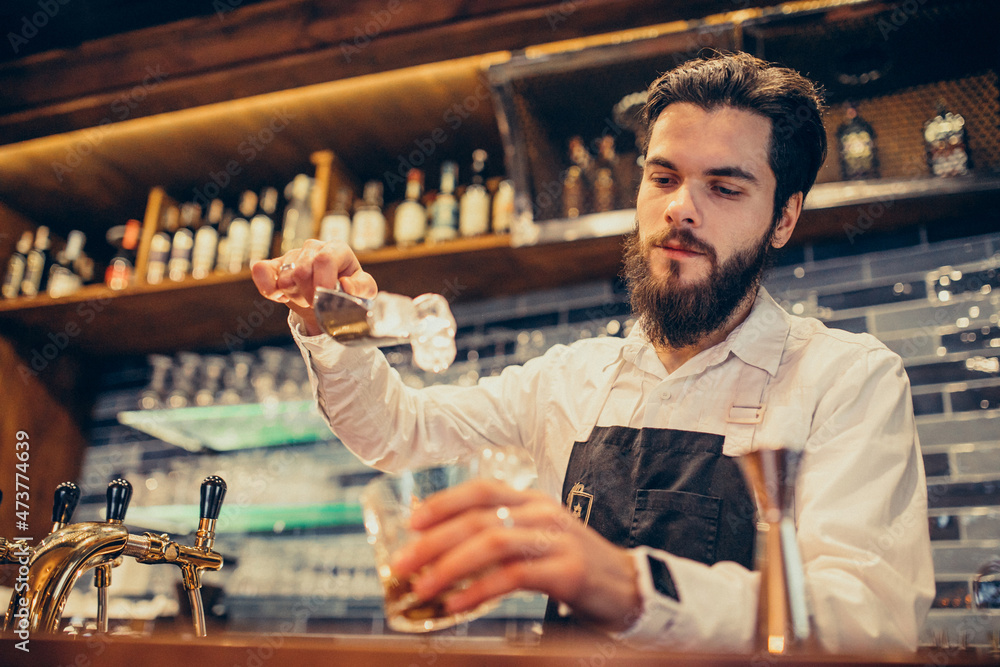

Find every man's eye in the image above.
[715,185,741,197]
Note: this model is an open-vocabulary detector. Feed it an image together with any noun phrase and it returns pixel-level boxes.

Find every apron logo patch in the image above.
[566,482,593,526]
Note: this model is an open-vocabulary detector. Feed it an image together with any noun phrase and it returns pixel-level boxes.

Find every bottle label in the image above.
[431,197,458,240]
[395,203,427,245]
[459,189,490,237]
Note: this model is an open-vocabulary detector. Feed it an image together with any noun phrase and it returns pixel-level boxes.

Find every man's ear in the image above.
[772,192,803,249]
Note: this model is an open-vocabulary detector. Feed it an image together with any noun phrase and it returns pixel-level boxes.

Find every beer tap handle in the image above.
[195,476,226,551]
[51,482,80,532]
[105,478,133,524]
[96,479,132,633]
[187,476,227,637]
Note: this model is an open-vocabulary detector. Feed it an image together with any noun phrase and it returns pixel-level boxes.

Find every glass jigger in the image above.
[739,447,816,654]
[313,286,457,373]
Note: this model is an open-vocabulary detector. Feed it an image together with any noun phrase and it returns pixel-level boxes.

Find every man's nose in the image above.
[664,183,699,227]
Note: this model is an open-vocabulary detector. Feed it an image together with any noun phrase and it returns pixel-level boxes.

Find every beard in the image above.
[622,224,774,349]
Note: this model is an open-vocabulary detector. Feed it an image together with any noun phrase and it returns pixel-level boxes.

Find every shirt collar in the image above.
[726,287,791,376]
[621,286,790,378]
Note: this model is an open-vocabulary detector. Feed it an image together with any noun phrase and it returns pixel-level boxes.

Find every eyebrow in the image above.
[645,157,760,185]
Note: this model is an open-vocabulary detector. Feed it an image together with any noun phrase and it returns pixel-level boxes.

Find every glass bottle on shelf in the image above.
[351,181,387,252]
[319,186,354,245]
[567,135,594,214]
[281,174,314,253]
[192,198,223,279]
[224,191,257,274]
[20,225,51,297]
[593,135,617,213]
[168,204,197,281]
[393,169,427,247]
[562,166,585,219]
[459,150,491,237]
[47,230,86,298]
[924,102,971,178]
[105,219,141,291]
[2,230,32,299]
[249,187,278,263]
[837,102,879,181]
[146,230,171,284]
[215,206,234,273]
[491,178,514,234]
[428,162,459,243]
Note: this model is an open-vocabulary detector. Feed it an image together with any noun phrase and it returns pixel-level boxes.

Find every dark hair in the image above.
[643,52,827,226]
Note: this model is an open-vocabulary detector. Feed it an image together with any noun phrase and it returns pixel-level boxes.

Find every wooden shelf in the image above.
[0,232,624,355]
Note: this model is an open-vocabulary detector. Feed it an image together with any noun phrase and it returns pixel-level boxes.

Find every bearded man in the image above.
[253,52,933,653]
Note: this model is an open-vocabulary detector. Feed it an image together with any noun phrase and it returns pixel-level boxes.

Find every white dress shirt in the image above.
[292,287,934,653]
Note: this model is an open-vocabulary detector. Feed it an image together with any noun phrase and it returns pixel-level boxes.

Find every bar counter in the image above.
[2,631,998,667]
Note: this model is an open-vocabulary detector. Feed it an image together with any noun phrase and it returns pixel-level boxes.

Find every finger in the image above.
[394,504,533,579]
[409,479,547,530]
[410,523,543,601]
[340,270,378,299]
[250,260,282,300]
[443,557,574,616]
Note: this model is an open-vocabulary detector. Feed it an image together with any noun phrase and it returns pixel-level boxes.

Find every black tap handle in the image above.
[199,476,227,521]
[52,482,81,524]
[106,479,133,522]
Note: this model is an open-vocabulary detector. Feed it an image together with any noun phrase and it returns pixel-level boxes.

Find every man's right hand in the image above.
[251,240,378,336]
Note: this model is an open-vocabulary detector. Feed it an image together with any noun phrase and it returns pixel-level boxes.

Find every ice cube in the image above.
[368,293,418,339]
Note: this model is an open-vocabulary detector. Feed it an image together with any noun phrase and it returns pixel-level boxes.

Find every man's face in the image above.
[626,102,797,348]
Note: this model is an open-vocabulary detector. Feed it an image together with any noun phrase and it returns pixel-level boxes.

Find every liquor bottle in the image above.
[224,191,256,274]
[47,230,86,298]
[105,219,141,291]
[428,162,459,243]
[394,169,428,247]
[491,178,515,234]
[192,199,222,279]
[837,103,879,181]
[215,207,234,273]
[351,181,387,251]
[168,204,198,281]
[319,186,354,245]
[281,174,314,254]
[593,136,617,213]
[567,135,594,215]
[145,231,171,284]
[924,102,971,178]
[21,225,52,297]
[2,230,32,299]
[563,166,585,219]
[249,187,278,263]
[459,150,491,237]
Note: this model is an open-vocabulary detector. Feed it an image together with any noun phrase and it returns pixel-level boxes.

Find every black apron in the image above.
[542,426,757,628]
[542,355,777,630]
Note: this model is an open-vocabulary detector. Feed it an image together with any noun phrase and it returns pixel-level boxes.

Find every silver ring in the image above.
[496,506,514,529]
[278,262,295,273]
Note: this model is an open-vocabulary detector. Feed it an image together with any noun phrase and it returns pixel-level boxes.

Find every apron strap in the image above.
[723,362,772,456]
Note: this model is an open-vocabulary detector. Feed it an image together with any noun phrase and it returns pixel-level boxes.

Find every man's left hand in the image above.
[390,478,642,632]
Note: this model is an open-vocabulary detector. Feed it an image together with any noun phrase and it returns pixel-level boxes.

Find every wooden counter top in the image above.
[1,631,997,667]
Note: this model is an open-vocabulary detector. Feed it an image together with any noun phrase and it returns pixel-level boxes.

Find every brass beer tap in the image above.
[95,478,132,633]
[124,475,227,636]
[3,482,79,631]
[9,476,227,636]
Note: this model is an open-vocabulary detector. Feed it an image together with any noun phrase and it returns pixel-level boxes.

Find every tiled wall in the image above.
[78,221,1000,645]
